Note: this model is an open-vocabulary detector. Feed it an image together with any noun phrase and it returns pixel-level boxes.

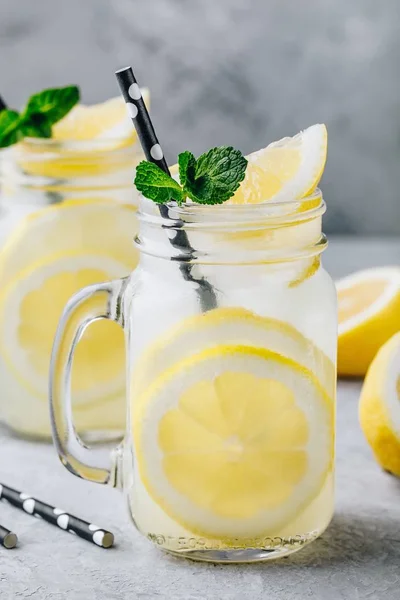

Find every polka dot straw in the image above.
[115,67,170,175]
[0,96,8,111]
[0,483,114,549]
[115,66,218,312]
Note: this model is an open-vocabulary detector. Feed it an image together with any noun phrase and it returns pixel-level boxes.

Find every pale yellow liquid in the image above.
[0,194,139,439]
[125,264,336,561]
[128,469,334,560]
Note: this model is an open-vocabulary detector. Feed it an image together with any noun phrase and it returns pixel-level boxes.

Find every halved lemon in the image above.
[359,332,400,476]
[228,124,327,204]
[135,345,334,539]
[0,251,129,403]
[133,306,335,402]
[337,267,400,376]
[52,92,150,144]
[0,198,139,286]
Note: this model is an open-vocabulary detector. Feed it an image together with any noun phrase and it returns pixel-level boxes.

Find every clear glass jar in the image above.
[50,191,337,563]
[0,137,143,439]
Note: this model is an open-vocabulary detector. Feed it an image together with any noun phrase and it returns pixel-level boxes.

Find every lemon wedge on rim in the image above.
[337,267,400,376]
[52,92,150,143]
[170,125,327,287]
[135,345,334,539]
[228,124,327,204]
[18,93,149,177]
[170,124,327,206]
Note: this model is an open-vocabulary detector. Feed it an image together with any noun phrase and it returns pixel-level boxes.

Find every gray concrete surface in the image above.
[0,237,399,599]
[1,0,400,235]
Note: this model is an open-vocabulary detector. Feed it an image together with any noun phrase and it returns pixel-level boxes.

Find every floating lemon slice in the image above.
[359,332,400,476]
[0,251,129,404]
[337,267,400,376]
[135,345,334,539]
[228,124,327,204]
[133,307,335,403]
[53,92,150,144]
[289,256,321,288]
[0,198,139,286]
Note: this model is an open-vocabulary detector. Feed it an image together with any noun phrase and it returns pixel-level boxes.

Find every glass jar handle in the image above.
[49,278,128,487]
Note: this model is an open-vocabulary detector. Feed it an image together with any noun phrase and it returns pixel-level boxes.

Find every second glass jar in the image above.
[0,137,143,439]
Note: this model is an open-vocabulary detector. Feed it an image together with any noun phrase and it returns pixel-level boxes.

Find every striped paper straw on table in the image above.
[0,483,114,549]
[0,525,18,549]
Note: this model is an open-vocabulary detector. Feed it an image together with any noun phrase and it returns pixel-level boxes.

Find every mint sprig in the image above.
[134,146,247,206]
[0,110,22,147]
[0,85,80,148]
[134,162,184,205]
[22,87,79,125]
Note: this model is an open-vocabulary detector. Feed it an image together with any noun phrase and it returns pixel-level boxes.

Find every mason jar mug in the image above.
[50,191,337,563]
[0,137,143,439]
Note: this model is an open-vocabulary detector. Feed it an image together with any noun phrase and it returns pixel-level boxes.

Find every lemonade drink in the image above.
[0,96,146,438]
[50,124,337,562]
[126,202,336,560]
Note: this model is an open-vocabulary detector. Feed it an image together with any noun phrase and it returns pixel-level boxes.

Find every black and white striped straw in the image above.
[0,483,114,549]
[0,95,7,111]
[0,525,18,549]
[115,67,169,174]
[115,66,217,311]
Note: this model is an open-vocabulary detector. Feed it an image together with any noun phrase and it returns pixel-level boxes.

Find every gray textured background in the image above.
[0,0,400,234]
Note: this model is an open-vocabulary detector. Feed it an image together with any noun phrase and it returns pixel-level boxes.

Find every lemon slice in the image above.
[134,307,335,402]
[228,124,327,204]
[135,345,334,539]
[52,91,150,143]
[337,267,400,376]
[289,256,321,288]
[359,332,400,476]
[0,251,129,404]
[0,198,139,286]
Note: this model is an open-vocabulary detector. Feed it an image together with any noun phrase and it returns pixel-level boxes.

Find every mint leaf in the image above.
[135,161,184,205]
[134,146,247,207]
[178,151,196,190]
[20,113,52,139]
[0,85,80,148]
[0,110,23,148]
[180,146,247,205]
[23,86,80,125]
